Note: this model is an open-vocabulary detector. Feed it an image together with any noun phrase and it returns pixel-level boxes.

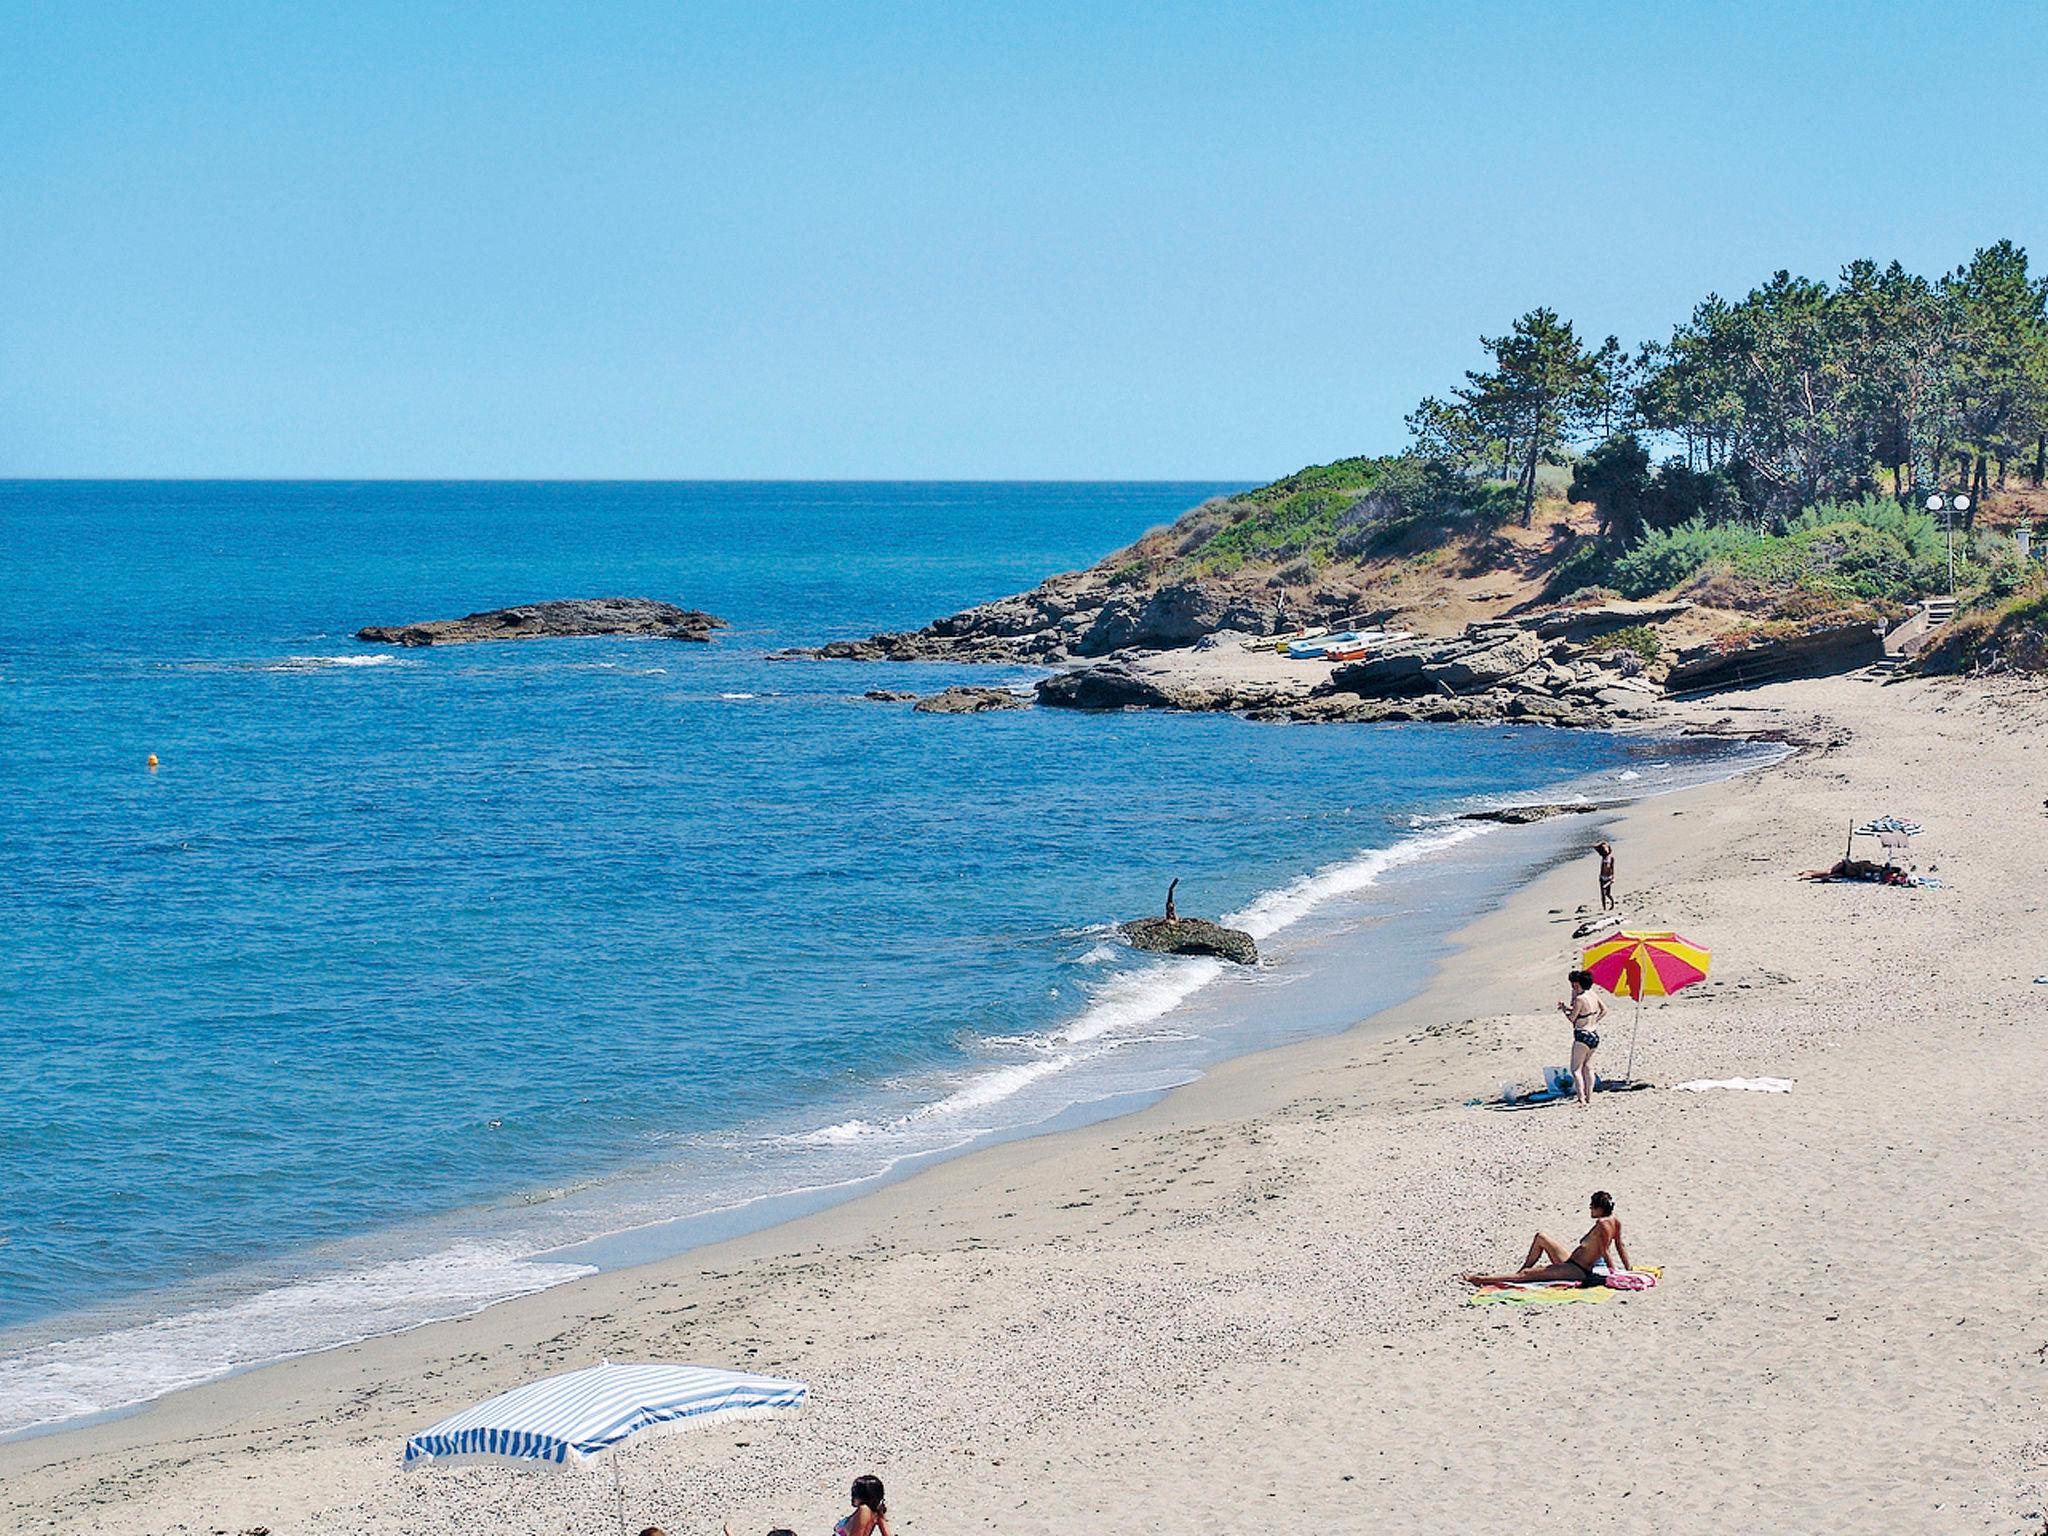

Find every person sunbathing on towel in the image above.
[1797,857,1887,882]
[1462,1190,1630,1287]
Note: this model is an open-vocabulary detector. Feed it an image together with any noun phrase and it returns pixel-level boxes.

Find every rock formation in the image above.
[1120,916,1259,966]
[910,686,1030,714]
[357,598,725,647]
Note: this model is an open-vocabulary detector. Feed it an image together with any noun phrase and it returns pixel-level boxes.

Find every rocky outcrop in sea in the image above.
[1120,916,1259,966]
[910,686,1030,714]
[357,598,726,647]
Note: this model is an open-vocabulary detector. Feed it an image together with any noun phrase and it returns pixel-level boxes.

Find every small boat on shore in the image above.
[1284,628,1411,660]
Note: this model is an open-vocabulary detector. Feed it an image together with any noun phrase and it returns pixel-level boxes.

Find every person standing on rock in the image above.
[1595,840,1616,911]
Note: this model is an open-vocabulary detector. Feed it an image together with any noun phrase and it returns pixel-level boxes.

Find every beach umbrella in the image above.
[404,1361,806,1531]
[1847,814,1923,860]
[1580,930,1712,1083]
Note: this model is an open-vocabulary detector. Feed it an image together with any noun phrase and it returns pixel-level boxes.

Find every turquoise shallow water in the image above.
[0,481,1730,1432]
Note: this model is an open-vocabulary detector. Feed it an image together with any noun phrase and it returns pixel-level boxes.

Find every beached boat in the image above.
[1286,628,1412,662]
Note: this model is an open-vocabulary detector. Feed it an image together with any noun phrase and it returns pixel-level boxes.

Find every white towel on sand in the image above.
[1673,1077,1793,1093]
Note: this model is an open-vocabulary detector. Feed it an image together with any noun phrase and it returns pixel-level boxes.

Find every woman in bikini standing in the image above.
[1558,967,1605,1107]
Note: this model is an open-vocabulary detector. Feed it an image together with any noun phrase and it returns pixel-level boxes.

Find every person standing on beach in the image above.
[1558,968,1605,1106]
[1595,840,1616,910]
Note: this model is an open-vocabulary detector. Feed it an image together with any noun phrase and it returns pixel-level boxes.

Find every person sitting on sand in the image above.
[1595,840,1616,910]
[835,1474,891,1536]
[1556,968,1606,1106]
[1462,1190,1631,1287]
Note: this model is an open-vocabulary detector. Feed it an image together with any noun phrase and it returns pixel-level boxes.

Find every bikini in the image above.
[1570,996,1602,1051]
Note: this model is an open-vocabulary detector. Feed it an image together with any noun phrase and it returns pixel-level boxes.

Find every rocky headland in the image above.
[357,598,725,647]
[789,456,1919,727]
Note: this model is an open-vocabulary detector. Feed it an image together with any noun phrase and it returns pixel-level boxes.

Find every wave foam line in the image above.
[1225,822,1492,941]
[0,1245,593,1437]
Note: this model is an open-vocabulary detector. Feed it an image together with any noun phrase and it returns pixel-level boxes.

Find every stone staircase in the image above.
[1872,595,1959,675]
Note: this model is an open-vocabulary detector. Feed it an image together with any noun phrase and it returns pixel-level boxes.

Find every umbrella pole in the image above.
[613,1451,626,1536]
[1624,995,1643,1084]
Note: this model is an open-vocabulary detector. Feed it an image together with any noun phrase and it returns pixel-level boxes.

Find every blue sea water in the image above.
[0,481,1751,1433]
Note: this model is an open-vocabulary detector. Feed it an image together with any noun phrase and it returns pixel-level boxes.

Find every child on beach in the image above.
[1595,840,1616,910]
[1462,1190,1631,1287]
[1557,968,1605,1106]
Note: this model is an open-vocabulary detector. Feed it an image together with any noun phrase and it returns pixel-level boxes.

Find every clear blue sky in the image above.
[3,0,2040,479]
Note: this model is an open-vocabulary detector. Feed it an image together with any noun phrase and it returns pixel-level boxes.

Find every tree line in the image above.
[1405,240,2048,537]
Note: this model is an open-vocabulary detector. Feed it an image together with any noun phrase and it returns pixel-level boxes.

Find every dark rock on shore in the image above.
[1120,916,1259,966]
[1329,626,1543,698]
[862,689,921,702]
[1514,600,1693,641]
[1458,802,1602,825]
[1035,665,1186,712]
[911,686,1030,714]
[1664,621,1885,693]
[357,598,725,647]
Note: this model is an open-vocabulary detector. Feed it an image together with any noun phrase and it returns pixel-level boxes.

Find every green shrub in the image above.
[1587,625,1662,662]
[1542,538,1609,599]
[1612,521,1762,598]
[1611,497,1947,605]
[1918,582,2048,674]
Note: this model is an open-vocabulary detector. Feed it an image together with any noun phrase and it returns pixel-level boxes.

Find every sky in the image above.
[3,0,2043,480]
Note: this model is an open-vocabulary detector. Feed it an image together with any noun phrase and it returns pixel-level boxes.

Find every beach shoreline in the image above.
[0,719,1753,1444]
[6,672,2044,1534]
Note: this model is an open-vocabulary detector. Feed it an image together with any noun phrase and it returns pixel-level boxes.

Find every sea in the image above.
[0,481,1773,1435]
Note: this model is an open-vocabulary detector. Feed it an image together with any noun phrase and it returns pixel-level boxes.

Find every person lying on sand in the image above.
[1462,1190,1631,1287]
[1797,857,1896,883]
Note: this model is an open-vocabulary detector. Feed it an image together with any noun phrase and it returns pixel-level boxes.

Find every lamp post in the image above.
[1924,492,1970,595]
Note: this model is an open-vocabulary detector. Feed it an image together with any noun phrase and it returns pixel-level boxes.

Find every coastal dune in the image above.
[3,675,2044,1534]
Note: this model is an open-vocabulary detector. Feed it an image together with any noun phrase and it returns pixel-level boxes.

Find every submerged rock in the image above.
[911,686,1030,714]
[357,597,725,647]
[862,689,921,702]
[1459,803,1601,825]
[1120,916,1259,966]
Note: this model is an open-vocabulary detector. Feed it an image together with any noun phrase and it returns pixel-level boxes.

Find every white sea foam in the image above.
[720,692,758,700]
[265,653,411,671]
[1224,822,1491,941]
[901,1052,1079,1122]
[1052,958,1224,1046]
[0,1244,592,1437]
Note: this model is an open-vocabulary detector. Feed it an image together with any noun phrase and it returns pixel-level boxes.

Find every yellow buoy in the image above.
[147,754,159,770]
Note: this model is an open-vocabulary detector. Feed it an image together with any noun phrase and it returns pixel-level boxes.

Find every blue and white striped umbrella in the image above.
[1855,815,1923,836]
[403,1362,807,1470]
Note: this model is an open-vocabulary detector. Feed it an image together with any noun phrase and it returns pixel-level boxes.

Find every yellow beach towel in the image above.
[1466,1267,1663,1306]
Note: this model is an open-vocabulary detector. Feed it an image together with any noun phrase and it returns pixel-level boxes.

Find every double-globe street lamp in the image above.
[1924,491,1971,595]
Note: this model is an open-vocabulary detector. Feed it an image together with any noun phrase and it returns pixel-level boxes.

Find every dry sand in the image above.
[4,673,2045,1535]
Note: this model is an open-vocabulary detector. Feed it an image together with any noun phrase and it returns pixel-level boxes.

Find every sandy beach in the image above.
[5,672,2044,1536]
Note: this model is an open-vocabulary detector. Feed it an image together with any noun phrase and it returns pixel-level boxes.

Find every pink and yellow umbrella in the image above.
[1580,930,1711,1082]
